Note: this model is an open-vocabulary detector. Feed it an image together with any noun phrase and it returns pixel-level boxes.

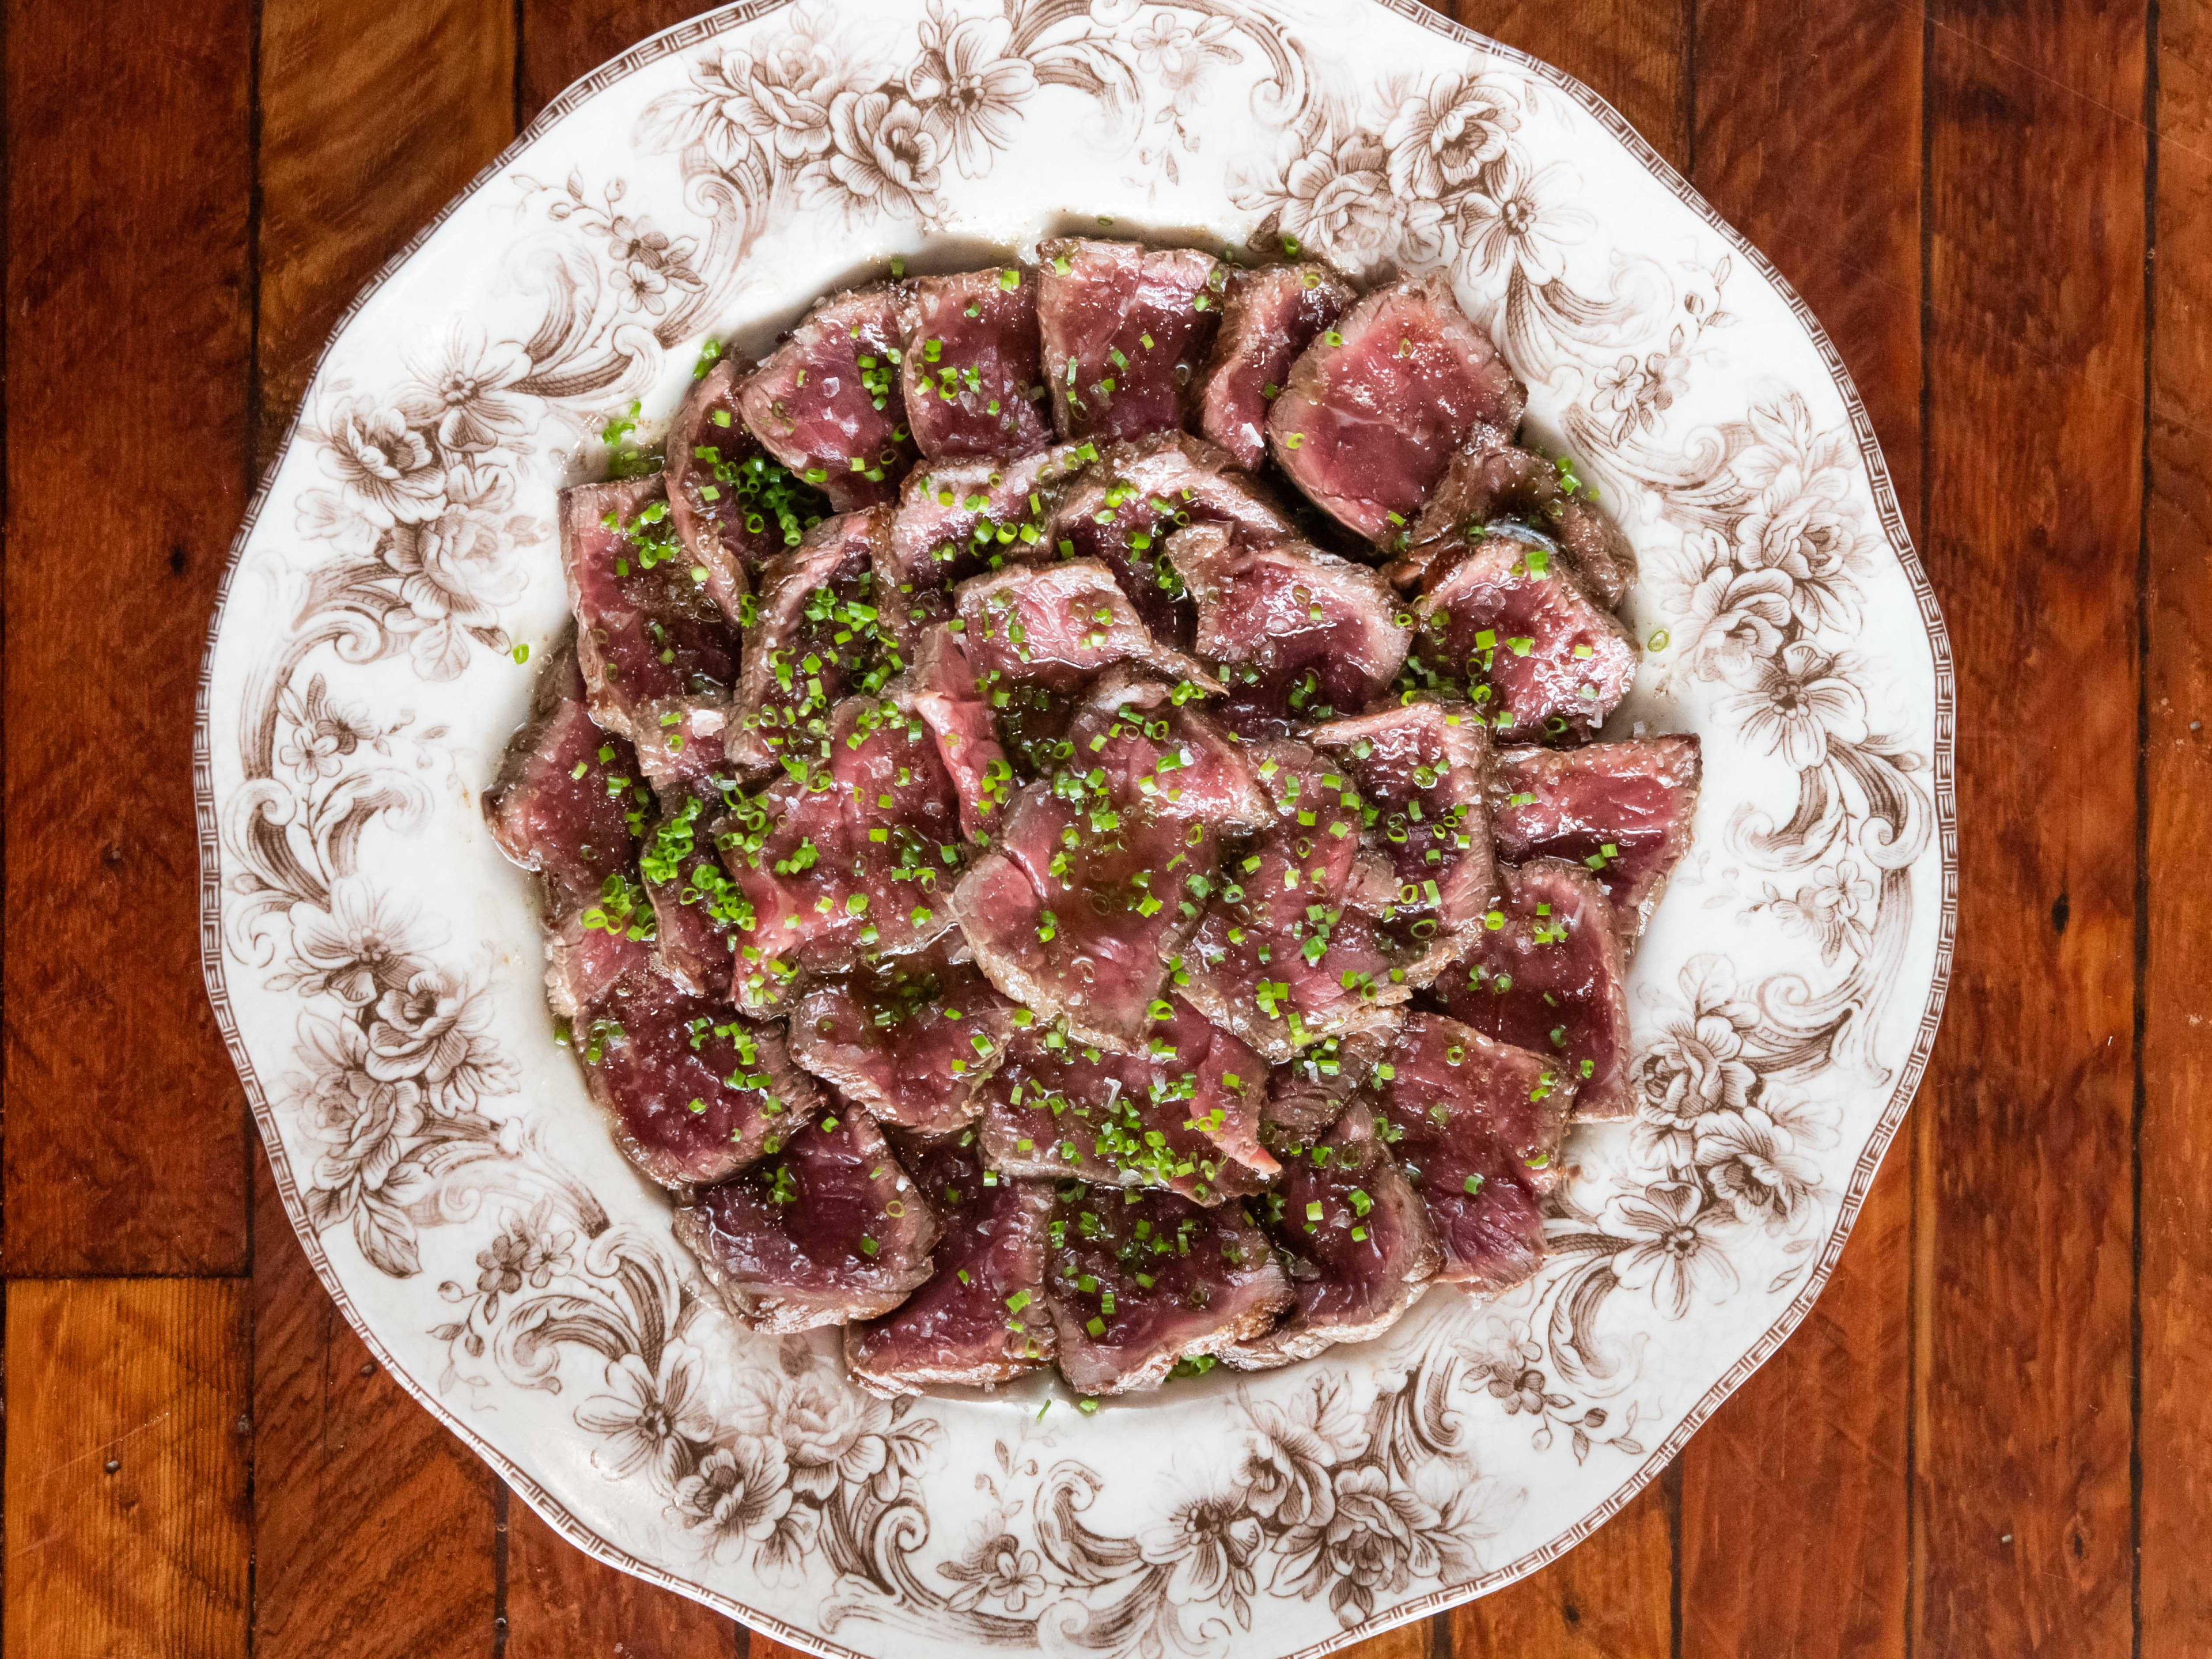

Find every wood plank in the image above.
[1441,2,1688,1645]
[1,0,253,1277]
[3,1279,251,1658]
[520,0,703,125]
[246,2,517,1651]
[507,1498,741,1655]
[1675,2,1921,1653]
[2139,2,2212,1652]
[252,1153,497,1659]
[1466,0,1691,171]
[1451,1476,1672,1658]
[256,0,515,461]
[1919,2,2145,1653]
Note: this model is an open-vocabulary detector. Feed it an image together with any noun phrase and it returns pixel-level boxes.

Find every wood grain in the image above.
[1674,2,1921,1653]
[1919,2,2146,1653]
[1452,1476,1672,1658]
[2,1280,251,1658]
[520,0,704,124]
[256,0,516,461]
[248,4,517,1650]
[507,1498,742,1655]
[1,0,253,1277]
[1466,0,1691,171]
[252,1154,498,1659]
[2139,2,2212,1652]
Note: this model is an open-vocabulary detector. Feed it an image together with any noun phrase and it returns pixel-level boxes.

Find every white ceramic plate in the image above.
[198,2,1956,1653]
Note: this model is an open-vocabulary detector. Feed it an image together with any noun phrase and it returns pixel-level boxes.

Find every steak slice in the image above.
[949,672,1268,1051]
[789,941,1018,1133]
[1307,702,1496,984]
[1195,262,1356,471]
[484,646,646,908]
[880,444,1089,647]
[899,626,1016,842]
[561,477,740,790]
[1491,736,1702,947]
[978,1001,1277,1203]
[1403,532,1638,742]
[1431,858,1632,1119]
[718,690,965,1013]
[1363,1012,1570,1291]
[638,791,745,999]
[1263,1029,1393,1141]
[575,968,821,1188]
[1047,431,1295,643]
[728,507,897,774]
[544,909,658,1024]
[844,1133,1056,1394]
[957,559,1219,693]
[1166,522,1410,735]
[1044,1182,1293,1395]
[1222,1101,1442,1369]
[665,354,829,619]
[1036,238,1222,444]
[735,284,919,511]
[675,1105,938,1332]
[1406,437,1636,608]
[1175,741,1407,1060]
[895,264,1053,460]
[1267,272,1528,543]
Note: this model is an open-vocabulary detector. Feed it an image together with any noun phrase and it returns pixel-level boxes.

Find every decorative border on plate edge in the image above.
[191,0,1959,1653]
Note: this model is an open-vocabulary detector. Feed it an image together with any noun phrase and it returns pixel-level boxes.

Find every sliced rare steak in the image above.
[664,354,828,618]
[561,477,740,790]
[1176,740,1407,1061]
[1036,238,1222,444]
[1263,1029,1392,1142]
[1490,736,1702,947]
[895,264,1053,460]
[880,444,1089,647]
[575,969,821,1188]
[544,910,658,1024]
[1307,702,1495,984]
[1223,1101,1442,1369]
[1403,532,1637,741]
[728,507,897,774]
[1430,858,1632,1119]
[845,1134,1056,1393]
[484,645,645,908]
[675,1106,938,1332]
[899,626,1016,842]
[1363,1012,1570,1291]
[1047,431,1295,643]
[1045,1181,1293,1395]
[1195,262,1356,471]
[638,791,748,999]
[789,941,1019,1132]
[717,691,965,1013]
[948,671,1269,1051]
[1166,522,1410,734]
[978,1001,1278,1203]
[957,559,1219,693]
[1266,272,1528,543]
[1405,436,1635,608]
[736,285,919,511]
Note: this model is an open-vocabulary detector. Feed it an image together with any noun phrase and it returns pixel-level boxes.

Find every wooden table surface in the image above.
[0,0,2193,1652]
